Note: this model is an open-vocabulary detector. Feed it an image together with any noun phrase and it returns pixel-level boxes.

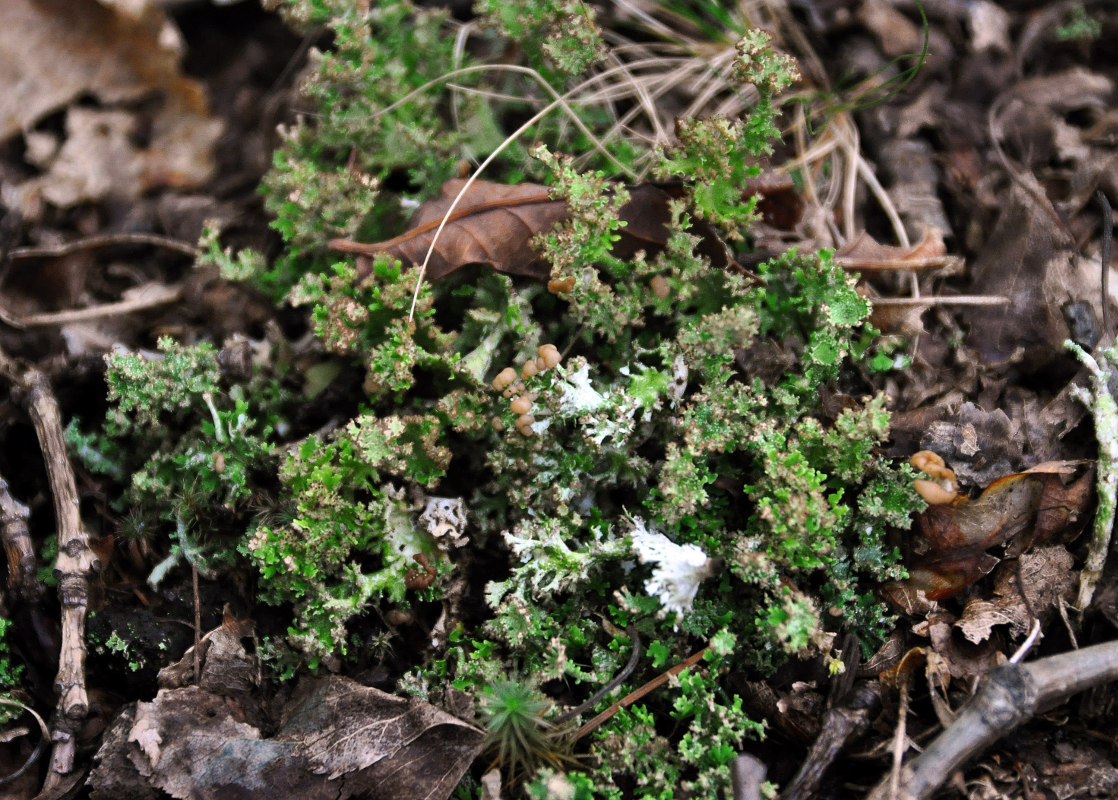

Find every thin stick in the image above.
[192,564,202,685]
[889,678,910,799]
[779,682,883,800]
[19,371,99,786]
[13,283,183,329]
[554,626,641,726]
[867,639,1118,800]
[834,257,963,272]
[869,295,1010,307]
[1097,190,1112,339]
[575,646,709,740]
[9,232,197,260]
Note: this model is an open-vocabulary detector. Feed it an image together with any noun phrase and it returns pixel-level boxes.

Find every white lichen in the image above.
[557,361,607,415]
[419,495,469,549]
[630,517,715,623]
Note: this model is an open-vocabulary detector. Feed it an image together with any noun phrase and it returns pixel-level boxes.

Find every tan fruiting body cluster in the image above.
[649,274,671,300]
[910,450,958,504]
[491,345,563,436]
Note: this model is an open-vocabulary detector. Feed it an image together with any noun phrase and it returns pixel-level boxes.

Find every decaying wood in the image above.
[19,371,100,785]
[866,638,1118,800]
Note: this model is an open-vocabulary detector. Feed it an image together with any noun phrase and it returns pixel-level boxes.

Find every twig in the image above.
[866,639,1118,800]
[834,256,964,272]
[575,646,709,740]
[4,367,100,787]
[8,232,198,260]
[12,283,183,329]
[193,564,202,686]
[1063,341,1118,611]
[778,682,883,800]
[868,295,1009,307]
[1099,191,1112,338]
[554,625,641,726]
[0,474,38,603]
[889,676,910,798]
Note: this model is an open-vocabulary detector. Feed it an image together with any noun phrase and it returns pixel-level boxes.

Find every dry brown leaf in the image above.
[956,546,1075,644]
[89,675,483,800]
[925,610,1001,683]
[2,0,221,210]
[331,179,567,281]
[886,461,1092,603]
[834,225,960,272]
[964,172,1094,369]
[329,178,728,282]
[919,402,1023,488]
[157,616,257,694]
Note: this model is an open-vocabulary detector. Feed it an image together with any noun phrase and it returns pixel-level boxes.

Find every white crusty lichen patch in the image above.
[1065,341,1118,611]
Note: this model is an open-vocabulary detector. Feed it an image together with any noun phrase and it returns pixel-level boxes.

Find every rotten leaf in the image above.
[88,675,483,800]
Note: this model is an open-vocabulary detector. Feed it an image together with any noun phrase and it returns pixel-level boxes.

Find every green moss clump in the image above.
[78,4,927,796]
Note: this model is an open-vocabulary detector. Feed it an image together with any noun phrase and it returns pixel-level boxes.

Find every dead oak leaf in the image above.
[328,178,729,282]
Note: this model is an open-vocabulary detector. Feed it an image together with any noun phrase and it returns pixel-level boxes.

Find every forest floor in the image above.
[2,1,1118,799]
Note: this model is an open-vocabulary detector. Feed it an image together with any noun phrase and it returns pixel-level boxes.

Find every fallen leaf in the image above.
[918,402,1023,488]
[887,461,1092,602]
[956,546,1075,644]
[834,226,961,273]
[925,610,1001,683]
[2,0,221,210]
[157,614,257,694]
[964,174,1091,369]
[88,675,484,800]
[328,178,729,281]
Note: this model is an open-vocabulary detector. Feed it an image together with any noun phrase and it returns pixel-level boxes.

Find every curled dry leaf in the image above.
[884,460,1093,605]
[328,178,730,282]
[833,226,961,273]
